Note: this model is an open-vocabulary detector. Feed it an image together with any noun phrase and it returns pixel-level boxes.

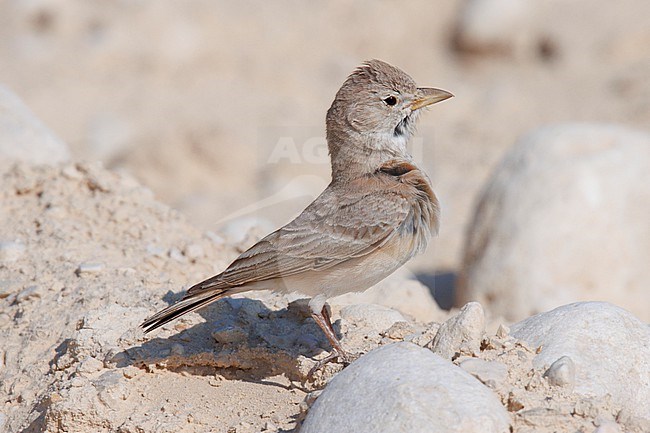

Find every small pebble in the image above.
[428,302,485,359]
[76,357,104,375]
[496,323,510,338]
[69,376,89,388]
[183,243,204,260]
[168,247,186,262]
[121,366,142,379]
[543,355,575,387]
[16,286,41,303]
[76,262,104,275]
[212,324,247,344]
[0,313,11,327]
[381,321,415,340]
[459,358,508,389]
[62,165,83,180]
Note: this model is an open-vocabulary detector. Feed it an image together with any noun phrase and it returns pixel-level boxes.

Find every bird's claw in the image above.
[308,350,359,377]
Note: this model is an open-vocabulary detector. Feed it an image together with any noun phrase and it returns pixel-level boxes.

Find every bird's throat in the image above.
[329,137,413,182]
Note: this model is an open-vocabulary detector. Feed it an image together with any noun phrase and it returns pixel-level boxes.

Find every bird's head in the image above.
[326,59,452,175]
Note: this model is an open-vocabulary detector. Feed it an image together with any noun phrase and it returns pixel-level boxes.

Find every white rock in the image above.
[183,243,204,260]
[76,357,104,376]
[511,302,650,419]
[333,269,445,323]
[458,124,650,321]
[15,285,41,303]
[543,355,575,388]
[0,85,70,167]
[495,324,509,339]
[168,247,186,262]
[76,262,104,275]
[452,0,544,57]
[301,342,510,433]
[428,302,485,359]
[339,304,406,333]
[459,358,508,390]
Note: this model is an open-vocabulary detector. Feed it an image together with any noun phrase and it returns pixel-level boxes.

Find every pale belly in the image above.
[248,232,422,299]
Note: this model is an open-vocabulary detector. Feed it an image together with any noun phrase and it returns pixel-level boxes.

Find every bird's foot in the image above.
[308,349,359,377]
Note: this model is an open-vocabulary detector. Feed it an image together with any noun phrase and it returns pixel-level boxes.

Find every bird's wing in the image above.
[188,184,412,294]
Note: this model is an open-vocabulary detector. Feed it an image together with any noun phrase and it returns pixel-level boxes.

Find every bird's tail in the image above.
[141,288,231,333]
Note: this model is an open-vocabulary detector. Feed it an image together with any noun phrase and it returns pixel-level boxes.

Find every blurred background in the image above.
[1,0,648,318]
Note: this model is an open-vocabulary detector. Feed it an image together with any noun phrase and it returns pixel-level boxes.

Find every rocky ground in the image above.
[1,154,648,432]
[1,1,650,432]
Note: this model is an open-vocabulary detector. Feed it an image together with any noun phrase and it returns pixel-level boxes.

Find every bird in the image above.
[141,59,453,370]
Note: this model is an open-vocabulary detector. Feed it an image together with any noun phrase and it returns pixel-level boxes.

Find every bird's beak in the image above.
[410,88,454,111]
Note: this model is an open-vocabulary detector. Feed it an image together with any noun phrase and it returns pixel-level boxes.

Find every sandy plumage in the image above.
[142,60,453,365]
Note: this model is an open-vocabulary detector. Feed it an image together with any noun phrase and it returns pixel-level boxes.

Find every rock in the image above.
[495,324,509,339]
[168,246,186,262]
[511,302,650,419]
[332,268,445,323]
[0,85,70,167]
[451,0,552,58]
[459,358,508,390]
[76,357,105,376]
[76,262,104,275]
[183,243,204,261]
[543,355,575,388]
[211,323,247,345]
[336,304,408,354]
[339,304,406,333]
[15,285,41,303]
[458,124,650,321]
[301,342,510,433]
[381,321,416,340]
[427,302,485,359]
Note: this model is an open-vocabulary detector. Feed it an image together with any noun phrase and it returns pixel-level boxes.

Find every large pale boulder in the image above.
[301,342,510,433]
[332,268,446,323]
[451,0,551,58]
[0,85,70,166]
[511,302,650,421]
[458,124,650,321]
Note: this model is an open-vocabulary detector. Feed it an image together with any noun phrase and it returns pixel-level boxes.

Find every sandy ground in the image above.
[1,162,646,433]
[1,1,650,432]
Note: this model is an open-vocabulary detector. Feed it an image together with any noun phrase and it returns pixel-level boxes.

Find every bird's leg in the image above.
[314,305,348,357]
[309,303,353,376]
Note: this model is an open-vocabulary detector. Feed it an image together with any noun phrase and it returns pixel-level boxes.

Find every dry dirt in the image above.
[1,1,650,432]
[1,163,642,432]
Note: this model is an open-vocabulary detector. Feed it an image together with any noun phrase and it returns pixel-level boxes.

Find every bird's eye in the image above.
[383,96,398,106]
